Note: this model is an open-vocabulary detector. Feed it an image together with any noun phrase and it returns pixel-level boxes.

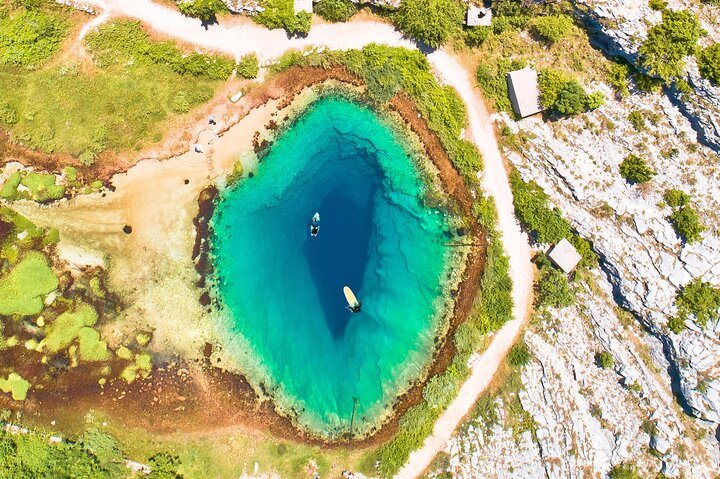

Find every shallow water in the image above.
[210,97,454,435]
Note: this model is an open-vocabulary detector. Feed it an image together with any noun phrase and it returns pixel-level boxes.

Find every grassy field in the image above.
[0,4,234,165]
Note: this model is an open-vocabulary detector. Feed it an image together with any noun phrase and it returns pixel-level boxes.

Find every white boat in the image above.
[343,286,361,313]
[309,212,320,237]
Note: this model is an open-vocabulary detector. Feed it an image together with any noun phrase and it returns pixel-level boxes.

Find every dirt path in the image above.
[392,50,535,479]
[62,3,535,477]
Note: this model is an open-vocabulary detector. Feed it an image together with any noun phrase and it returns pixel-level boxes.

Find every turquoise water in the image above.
[210,97,454,435]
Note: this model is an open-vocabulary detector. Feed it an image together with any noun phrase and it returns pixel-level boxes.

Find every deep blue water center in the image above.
[210,97,454,435]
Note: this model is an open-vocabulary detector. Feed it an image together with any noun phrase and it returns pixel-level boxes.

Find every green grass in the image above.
[0,372,30,400]
[0,17,230,160]
[41,303,97,352]
[0,251,58,315]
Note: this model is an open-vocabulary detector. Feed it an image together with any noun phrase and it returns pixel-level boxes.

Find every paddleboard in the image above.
[343,286,361,312]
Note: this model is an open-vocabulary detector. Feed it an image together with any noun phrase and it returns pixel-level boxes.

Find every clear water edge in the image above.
[208,93,468,438]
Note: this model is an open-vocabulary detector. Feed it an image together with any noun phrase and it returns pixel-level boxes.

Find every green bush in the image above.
[0,9,68,67]
[509,170,597,268]
[475,58,527,113]
[537,266,575,308]
[0,101,17,126]
[627,110,645,130]
[392,0,463,48]
[608,463,642,479]
[663,188,690,208]
[177,0,226,22]
[619,154,656,183]
[667,315,685,333]
[464,26,491,47]
[0,372,30,401]
[147,453,185,479]
[584,91,605,110]
[649,0,667,10]
[638,9,704,81]
[669,205,704,243]
[0,251,58,315]
[254,0,312,36]
[507,343,531,367]
[606,61,630,97]
[42,303,98,352]
[528,14,574,44]
[676,279,720,327]
[697,44,720,84]
[422,372,459,410]
[538,69,597,115]
[314,0,357,22]
[237,54,259,79]
[598,351,614,369]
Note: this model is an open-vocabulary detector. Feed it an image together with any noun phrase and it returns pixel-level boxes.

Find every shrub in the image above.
[507,343,531,367]
[464,26,491,47]
[537,265,575,308]
[475,58,527,112]
[0,102,17,126]
[608,463,642,479]
[0,9,68,67]
[597,351,614,369]
[627,110,645,130]
[177,0,226,22]
[314,0,357,22]
[697,44,720,84]
[663,188,690,208]
[606,61,630,97]
[392,0,463,48]
[667,315,685,333]
[676,279,720,327]
[254,0,312,35]
[147,453,185,479]
[509,170,597,267]
[619,154,656,183]
[649,0,667,10]
[538,69,596,116]
[0,373,30,401]
[422,372,459,410]
[669,205,704,243]
[638,9,704,81]
[584,91,605,110]
[236,54,259,79]
[528,14,574,44]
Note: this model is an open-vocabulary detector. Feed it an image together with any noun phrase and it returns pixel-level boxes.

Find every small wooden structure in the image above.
[548,238,582,274]
[507,68,544,118]
[465,4,492,27]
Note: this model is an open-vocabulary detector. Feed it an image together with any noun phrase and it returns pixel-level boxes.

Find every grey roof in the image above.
[548,238,582,274]
[294,0,312,14]
[507,68,543,118]
[465,5,492,27]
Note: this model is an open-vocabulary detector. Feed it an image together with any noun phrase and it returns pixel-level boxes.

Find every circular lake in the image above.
[210,96,457,436]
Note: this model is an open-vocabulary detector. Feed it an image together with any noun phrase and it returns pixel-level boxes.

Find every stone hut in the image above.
[465,4,492,27]
[548,238,582,274]
[507,67,543,118]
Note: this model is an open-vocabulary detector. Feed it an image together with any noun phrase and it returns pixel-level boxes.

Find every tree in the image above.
[663,188,690,208]
[314,0,357,22]
[537,267,575,308]
[236,54,259,79]
[697,43,720,84]
[619,154,656,183]
[177,0,226,22]
[638,9,704,80]
[597,351,614,369]
[393,0,464,48]
[422,373,458,410]
[676,279,720,327]
[669,205,704,243]
[538,68,595,116]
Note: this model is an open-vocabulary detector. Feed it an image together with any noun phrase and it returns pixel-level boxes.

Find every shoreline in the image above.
[188,68,487,443]
[2,66,487,448]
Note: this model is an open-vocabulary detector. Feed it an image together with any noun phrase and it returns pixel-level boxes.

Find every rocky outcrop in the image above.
[573,0,720,153]
[441,271,720,478]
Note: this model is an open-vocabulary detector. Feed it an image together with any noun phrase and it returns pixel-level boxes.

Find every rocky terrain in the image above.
[436,1,720,477]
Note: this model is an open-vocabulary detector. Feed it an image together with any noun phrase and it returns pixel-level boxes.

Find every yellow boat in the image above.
[343,286,361,313]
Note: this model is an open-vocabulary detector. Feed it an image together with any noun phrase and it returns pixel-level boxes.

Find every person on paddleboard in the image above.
[309,212,320,237]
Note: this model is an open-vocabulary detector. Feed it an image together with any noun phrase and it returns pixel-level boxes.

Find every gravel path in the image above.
[71,2,535,476]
